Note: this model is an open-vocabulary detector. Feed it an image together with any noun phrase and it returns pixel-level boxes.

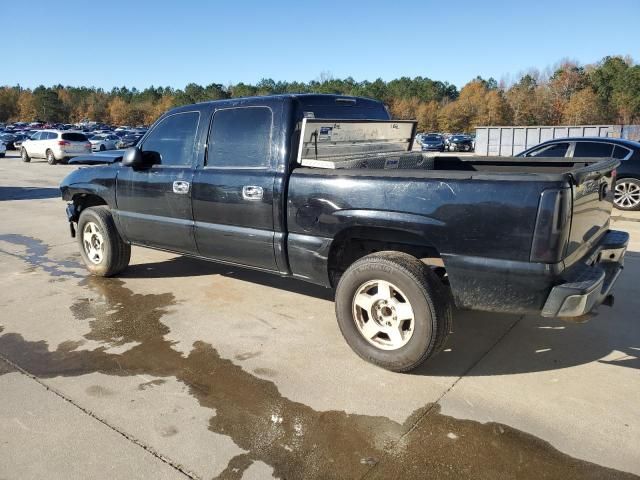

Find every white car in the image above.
[89,133,120,151]
[21,130,91,165]
[0,141,6,157]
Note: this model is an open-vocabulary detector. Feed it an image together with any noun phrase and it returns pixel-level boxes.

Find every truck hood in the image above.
[68,150,124,164]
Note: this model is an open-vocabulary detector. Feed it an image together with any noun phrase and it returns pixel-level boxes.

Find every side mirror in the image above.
[122,147,145,168]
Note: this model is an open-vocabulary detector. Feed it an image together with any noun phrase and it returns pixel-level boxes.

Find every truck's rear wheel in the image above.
[77,206,131,277]
[335,251,452,372]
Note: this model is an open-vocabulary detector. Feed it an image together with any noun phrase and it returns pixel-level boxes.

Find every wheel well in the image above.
[72,194,108,219]
[328,227,445,287]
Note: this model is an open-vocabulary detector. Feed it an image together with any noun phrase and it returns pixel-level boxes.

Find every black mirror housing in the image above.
[122,147,147,168]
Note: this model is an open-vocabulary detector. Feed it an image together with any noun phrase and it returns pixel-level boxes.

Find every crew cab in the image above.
[60,94,628,371]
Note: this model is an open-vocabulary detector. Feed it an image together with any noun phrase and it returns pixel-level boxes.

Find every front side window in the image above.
[527,142,569,157]
[141,111,200,166]
[573,142,614,157]
[207,107,272,168]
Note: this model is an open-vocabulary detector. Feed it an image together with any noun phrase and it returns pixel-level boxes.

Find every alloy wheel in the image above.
[82,222,105,264]
[614,181,640,209]
[352,279,415,350]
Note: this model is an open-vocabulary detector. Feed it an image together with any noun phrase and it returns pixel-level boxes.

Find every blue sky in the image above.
[3,0,639,90]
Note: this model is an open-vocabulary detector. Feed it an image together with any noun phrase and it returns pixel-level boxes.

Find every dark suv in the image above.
[518,137,640,211]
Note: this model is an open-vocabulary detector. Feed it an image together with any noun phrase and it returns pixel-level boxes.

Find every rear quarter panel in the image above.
[286,169,560,288]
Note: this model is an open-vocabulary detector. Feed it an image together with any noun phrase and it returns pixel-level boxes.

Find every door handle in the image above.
[242,185,264,200]
[173,180,190,194]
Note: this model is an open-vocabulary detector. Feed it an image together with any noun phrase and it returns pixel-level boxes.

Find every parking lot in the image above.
[1,150,639,479]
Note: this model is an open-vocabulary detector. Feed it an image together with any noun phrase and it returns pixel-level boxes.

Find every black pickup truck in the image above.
[60,94,628,371]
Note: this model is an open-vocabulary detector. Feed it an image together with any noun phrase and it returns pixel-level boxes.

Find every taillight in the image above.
[58,140,70,146]
[85,142,92,149]
[530,188,571,263]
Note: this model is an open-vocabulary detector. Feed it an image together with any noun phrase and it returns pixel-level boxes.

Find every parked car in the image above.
[59,94,627,372]
[116,133,143,149]
[12,133,31,150]
[21,130,91,164]
[0,140,6,157]
[420,133,445,152]
[517,137,640,211]
[0,133,17,149]
[89,133,120,151]
[445,134,474,152]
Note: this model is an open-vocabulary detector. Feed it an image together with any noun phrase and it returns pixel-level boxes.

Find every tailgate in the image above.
[565,158,619,263]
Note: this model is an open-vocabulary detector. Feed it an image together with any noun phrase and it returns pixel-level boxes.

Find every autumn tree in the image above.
[107,97,130,125]
[562,88,601,124]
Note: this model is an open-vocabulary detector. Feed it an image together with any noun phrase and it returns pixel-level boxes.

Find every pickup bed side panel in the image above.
[286,169,563,312]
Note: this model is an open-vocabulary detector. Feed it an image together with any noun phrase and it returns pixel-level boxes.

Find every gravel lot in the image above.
[1,149,639,479]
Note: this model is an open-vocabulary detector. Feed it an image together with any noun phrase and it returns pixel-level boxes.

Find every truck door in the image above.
[116,111,201,253]
[191,106,277,270]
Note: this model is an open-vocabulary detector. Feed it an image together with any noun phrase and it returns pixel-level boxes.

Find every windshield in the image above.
[425,135,441,140]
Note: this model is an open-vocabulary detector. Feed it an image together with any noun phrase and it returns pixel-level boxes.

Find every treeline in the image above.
[1,56,639,132]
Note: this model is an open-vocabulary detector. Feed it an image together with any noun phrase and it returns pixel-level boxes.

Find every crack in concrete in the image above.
[0,354,196,480]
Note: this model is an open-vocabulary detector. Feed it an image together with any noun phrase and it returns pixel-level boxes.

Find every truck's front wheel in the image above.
[77,206,131,277]
[335,252,452,372]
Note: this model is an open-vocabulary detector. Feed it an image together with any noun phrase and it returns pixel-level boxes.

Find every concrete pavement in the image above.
[0,151,638,479]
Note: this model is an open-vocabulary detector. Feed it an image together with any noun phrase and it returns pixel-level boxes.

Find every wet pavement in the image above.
[1,152,639,479]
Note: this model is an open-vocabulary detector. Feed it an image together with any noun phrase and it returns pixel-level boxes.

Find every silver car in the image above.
[89,133,120,151]
[21,130,91,164]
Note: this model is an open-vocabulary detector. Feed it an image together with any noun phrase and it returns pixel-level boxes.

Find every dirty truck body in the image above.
[60,94,628,371]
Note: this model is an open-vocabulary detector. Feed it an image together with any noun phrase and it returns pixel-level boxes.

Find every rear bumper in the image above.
[541,230,628,317]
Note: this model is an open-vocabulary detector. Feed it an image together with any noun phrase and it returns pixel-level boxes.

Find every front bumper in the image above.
[541,230,628,317]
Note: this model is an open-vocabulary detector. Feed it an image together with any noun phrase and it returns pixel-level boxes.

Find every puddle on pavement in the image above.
[0,233,82,278]
[0,276,636,479]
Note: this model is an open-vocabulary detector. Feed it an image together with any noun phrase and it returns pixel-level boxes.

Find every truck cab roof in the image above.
[169,94,390,122]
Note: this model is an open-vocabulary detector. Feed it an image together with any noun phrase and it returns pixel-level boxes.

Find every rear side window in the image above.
[613,145,633,160]
[574,142,614,157]
[527,142,569,157]
[207,107,272,168]
[141,111,200,166]
[62,132,88,142]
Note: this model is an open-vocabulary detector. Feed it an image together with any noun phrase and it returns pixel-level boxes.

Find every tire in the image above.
[335,251,453,372]
[99,144,106,151]
[614,178,640,211]
[46,149,57,165]
[21,148,31,163]
[77,206,131,277]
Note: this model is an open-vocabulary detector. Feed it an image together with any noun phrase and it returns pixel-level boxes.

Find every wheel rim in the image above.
[614,181,640,209]
[22,150,27,160]
[83,222,105,264]
[47,151,54,163]
[352,279,415,351]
